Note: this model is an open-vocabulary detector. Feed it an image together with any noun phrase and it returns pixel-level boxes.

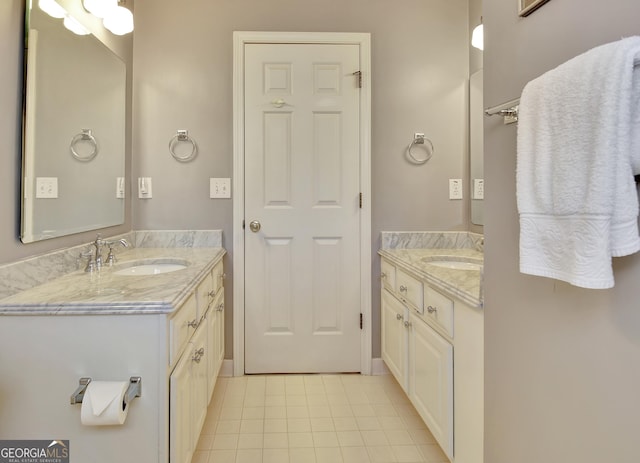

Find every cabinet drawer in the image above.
[381,259,396,291]
[419,286,454,338]
[196,271,215,319]
[397,268,424,310]
[170,293,198,366]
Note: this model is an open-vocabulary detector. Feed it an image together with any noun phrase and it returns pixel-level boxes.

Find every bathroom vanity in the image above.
[379,232,483,463]
[0,241,225,463]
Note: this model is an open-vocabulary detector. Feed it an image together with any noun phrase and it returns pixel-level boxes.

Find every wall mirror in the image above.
[469,69,484,226]
[21,1,127,243]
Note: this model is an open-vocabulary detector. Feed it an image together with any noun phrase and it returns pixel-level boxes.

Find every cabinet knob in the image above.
[399,285,408,293]
[381,272,387,280]
[396,313,403,321]
[192,347,205,363]
[208,289,216,298]
[187,319,199,329]
[403,320,412,328]
[216,303,224,311]
[427,305,438,314]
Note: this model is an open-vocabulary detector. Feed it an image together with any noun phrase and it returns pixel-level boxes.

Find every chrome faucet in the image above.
[104,238,130,266]
[92,234,106,269]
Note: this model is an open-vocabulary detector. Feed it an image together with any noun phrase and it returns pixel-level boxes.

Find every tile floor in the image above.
[192,374,449,463]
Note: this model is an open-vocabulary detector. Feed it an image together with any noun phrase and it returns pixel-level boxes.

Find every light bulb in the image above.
[39,0,66,19]
[83,0,118,19]
[471,24,484,51]
[103,5,134,35]
[63,15,90,35]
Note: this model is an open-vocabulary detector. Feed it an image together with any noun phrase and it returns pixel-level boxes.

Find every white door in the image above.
[244,43,362,374]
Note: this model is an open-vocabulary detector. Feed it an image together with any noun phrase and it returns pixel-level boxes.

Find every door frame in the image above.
[232,31,372,376]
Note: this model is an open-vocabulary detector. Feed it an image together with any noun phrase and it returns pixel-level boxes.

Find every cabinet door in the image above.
[170,343,194,463]
[191,323,209,447]
[381,289,407,390]
[215,290,225,374]
[409,314,453,460]
[206,304,219,402]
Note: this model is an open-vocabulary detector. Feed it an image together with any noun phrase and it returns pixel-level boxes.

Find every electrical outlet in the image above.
[36,177,58,198]
[210,178,231,199]
[116,177,125,199]
[449,179,463,200]
[138,177,152,199]
[473,178,484,200]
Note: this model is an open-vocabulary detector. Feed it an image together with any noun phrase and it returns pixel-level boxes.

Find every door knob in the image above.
[249,220,261,233]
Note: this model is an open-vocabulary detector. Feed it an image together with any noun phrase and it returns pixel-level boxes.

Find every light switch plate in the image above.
[138,177,152,199]
[36,177,58,198]
[116,177,125,199]
[210,178,231,198]
[449,178,463,200]
[473,178,484,200]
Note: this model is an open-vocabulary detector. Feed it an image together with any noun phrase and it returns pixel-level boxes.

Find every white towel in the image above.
[517,36,640,289]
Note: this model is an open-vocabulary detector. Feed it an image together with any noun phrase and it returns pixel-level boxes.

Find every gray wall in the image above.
[484,1,640,462]
[132,0,470,359]
[0,0,132,265]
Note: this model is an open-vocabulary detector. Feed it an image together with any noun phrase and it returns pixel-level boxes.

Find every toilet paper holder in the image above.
[70,376,142,405]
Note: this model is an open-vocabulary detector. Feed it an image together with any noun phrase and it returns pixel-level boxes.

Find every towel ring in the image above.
[70,129,99,162]
[169,130,198,162]
[406,133,434,165]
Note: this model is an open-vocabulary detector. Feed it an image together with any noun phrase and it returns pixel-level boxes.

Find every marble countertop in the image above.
[378,248,483,308]
[0,247,225,316]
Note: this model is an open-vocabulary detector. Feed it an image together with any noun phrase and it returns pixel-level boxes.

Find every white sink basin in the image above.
[113,259,189,276]
[422,256,483,271]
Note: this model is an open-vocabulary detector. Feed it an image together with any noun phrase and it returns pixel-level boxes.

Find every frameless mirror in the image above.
[21,2,126,243]
[470,69,484,226]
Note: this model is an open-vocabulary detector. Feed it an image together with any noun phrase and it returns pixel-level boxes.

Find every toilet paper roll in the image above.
[80,381,129,426]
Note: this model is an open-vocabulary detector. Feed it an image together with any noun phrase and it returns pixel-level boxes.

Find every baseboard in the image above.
[219,358,387,377]
[371,358,390,376]
[219,359,234,377]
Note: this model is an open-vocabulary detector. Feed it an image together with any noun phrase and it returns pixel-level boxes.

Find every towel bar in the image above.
[485,98,520,124]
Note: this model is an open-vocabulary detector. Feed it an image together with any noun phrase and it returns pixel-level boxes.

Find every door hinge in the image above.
[242,219,245,230]
[359,192,363,209]
[360,313,363,330]
[352,71,362,88]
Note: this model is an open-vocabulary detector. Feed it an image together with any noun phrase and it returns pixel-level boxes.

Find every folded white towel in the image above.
[517,37,640,289]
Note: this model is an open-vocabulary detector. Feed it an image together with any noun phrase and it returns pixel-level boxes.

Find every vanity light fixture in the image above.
[38,0,67,19]
[102,2,134,36]
[471,19,484,51]
[83,0,118,18]
[63,15,90,35]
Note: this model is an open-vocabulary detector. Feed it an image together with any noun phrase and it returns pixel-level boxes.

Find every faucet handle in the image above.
[80,250,97,273]
[104,238,130,266]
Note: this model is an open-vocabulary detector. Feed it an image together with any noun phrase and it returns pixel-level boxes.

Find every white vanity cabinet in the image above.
[170,259,225,463]
[380,256,483,463]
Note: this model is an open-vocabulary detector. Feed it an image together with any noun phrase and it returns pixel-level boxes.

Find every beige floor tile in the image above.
[384,430,413,446]
[378,417,406,431]
[315,446,343,463]
[265,406,287,419]
[337,430,364,447]
[265,395,287,406]
[212,434,239,450]
[356,416,381,431]
[288,432,314,448]
[417,444,448,462]
[361,430,388,447]
[372,404,399,417]
[263,448,290,463]
[366,446,397,463]
[286,394,307,406]
[308,406,332,418]
[263,433,289,449]
[340,446,371,463]
[408,428,436,445]
[333,416,359,431]
[208,449,236,463]
[240,419,264,434]
[235,448,263,463]
[391,445,423,463]
[216,420,241,434]
[220,407,243,420]
[242,407,265,420]
[287,418,312,432]
[237,433,264,449]
[312,431,339,447]
[244,395,266,407]
[289,447,317,463]
[310,417,335,432]
[331,405,354,417]
[351,404,376,417]
[327,393,350,405]
[264,418,288,433]
[287,406,309,418]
